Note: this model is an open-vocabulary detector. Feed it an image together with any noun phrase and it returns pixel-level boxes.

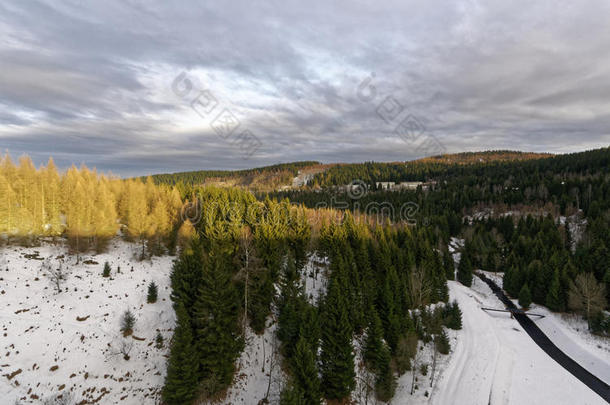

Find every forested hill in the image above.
[146,161,320,191]
[148,150,553,191]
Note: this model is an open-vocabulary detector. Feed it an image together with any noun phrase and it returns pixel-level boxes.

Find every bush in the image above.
[420,363,428,376]
[155,332,164,349]
[102,262,111,278]
[121,309,136,336]
[147,281,158,303]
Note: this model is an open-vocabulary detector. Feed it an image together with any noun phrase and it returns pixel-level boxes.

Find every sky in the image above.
[1,0,610,176]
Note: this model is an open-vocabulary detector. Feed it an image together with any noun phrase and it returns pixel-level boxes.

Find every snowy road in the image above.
[431,279,608,405]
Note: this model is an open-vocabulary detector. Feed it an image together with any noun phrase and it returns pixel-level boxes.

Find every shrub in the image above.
[420,363,428,376]
[155,332,164,349]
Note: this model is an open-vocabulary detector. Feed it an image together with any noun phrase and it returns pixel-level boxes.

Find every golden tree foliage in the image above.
[0,154,183,254]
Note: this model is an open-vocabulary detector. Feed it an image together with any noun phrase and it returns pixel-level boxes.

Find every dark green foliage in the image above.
[374,344,395,402]
[443,249,455,281]
[147,281,158,303]
[320,273,355,401]
[457,255,473,287]
[280,382,306,405]
[162,304,199,405]
[518,284,532,309]
[193,253,243,393]
[545,270,564,312]
[155,332,164,349]
[435,330,450,355]
[364,309,384,370]
[292,337,321,405]
[102,262,111,277]
[443,301,463,330]
[120,309,135,336]
[589,311,610,336]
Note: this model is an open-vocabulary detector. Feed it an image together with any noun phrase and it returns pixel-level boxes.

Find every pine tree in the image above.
[435,330,451,355]
[364,309,384,370]
[102,262,111,278]
[457,255,473,287]
[147,281,158,303]
[193,253,243,395]
[320,273,355,401]
[375,344,395,402]
[162,304,199,405]
[545,270,564,312]
[518,284,532,309]
[121,309,136,336]
[292,336,321,405]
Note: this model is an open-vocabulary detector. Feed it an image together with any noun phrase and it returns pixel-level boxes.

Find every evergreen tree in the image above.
[102,262,111,278]
[457,255,473,287]
[374,343,395,402]
[292,336,321,405]
[545,270,564,312]
[435,330,450,355]
[162,304,199,405]
[363,309,384,370]
[121,309,136,336]
[193,253,243,394]
[320,273,355,401]
[147,281,158,303]
[518,284,532,309]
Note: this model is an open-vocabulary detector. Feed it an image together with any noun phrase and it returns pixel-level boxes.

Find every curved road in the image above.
[477,273,610,403]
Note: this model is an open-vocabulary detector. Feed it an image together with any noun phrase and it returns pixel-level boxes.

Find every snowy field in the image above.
[0,240,175,404]
[430,278,609,405]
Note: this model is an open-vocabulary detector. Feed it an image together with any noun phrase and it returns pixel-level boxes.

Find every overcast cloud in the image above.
[1,0,609,176]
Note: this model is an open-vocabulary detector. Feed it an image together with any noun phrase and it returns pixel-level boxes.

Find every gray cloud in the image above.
[0,0,609,176]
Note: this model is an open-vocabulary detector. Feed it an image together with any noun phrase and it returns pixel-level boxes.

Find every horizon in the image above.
[2,1,610,176]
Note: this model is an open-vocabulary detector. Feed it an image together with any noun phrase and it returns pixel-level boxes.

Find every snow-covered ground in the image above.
[479,270,610,385]
[430,278,609,405]
[0,240,175,404]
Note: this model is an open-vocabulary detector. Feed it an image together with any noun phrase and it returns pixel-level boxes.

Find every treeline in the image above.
[0,154,184,256]
[309,150,554,187]
[163,184,459,404]
[148,161,319,190]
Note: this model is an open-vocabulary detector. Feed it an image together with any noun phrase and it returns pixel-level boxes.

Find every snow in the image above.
[0,240,175,404]
[302,252,328,305]
[430,278,608,405]
[223,324,286,404]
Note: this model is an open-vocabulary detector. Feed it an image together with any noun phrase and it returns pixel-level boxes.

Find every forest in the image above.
[1,148,608,404]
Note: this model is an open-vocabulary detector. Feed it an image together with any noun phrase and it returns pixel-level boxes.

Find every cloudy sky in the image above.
[1,0,609,176]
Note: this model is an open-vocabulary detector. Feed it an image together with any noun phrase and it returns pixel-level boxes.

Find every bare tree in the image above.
[234,226,262,334]
[42,258,67,294]
[568,273,607,329]
[406,268,432,309]
[106,339,134,361]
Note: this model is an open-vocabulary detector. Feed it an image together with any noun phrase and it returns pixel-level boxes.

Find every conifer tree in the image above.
[193,252,243,394]
[364,309,384,370]
[545,270,564,312]
[102,262,111,278]
[162,304,199,405]
[518,284,532,309]
[293,336,321,405]
[320,272,355,401]
[374,343,395,402]
[457,255,473,287]
[147,281,158,303]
